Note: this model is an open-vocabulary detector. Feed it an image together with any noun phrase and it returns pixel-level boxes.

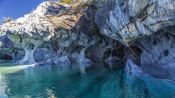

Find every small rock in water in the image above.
[56,56,71,66]
[77,48,93,74]
[125,59,143,76]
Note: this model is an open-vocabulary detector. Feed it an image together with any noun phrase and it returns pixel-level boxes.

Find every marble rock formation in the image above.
[96,0,175,45]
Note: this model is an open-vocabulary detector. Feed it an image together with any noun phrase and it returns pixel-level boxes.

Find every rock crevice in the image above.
[0,0,175,79]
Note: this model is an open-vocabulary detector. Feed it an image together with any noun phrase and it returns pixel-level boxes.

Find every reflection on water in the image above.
[0,61,175,98]
[0,60,36,74]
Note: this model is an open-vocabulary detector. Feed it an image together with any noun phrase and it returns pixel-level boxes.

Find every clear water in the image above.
[0,61,175,98]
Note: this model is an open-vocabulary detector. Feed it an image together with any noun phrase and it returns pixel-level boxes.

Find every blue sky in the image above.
[0,0,46,20]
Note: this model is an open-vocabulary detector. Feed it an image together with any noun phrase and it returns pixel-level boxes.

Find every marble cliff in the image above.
[0,0,175,80]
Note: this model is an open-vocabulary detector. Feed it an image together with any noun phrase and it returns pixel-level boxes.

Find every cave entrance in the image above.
[0,54,13,60]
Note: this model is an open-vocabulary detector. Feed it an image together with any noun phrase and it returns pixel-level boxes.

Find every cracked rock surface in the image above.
[0,0,175,79]
[96,0,175,45]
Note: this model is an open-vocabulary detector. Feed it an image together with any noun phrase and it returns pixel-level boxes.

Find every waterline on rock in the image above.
[0,61,175,98]
[0,63,36,74]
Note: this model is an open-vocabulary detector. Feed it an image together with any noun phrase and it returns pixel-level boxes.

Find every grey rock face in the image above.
[0,0,174,79]
[0,1,123,70]
[0,1,83,64]
[135,32,175,80]
[0,35,14,60]
[96,0,175,45]
[95,0,175,80]
[125,59,143,77]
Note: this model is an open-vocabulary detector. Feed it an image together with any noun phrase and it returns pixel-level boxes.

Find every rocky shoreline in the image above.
[0,0,175,80]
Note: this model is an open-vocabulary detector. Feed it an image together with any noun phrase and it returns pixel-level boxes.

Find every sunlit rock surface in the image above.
[0,1,123,70]
[0,1,85,65]
[0,0,175,80]
[1,1,175,97]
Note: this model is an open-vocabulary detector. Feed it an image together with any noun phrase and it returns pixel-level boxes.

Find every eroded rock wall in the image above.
[0,1,124,72]
[96,0,175,45]
[95,0,175,80]
[0,0,175,79]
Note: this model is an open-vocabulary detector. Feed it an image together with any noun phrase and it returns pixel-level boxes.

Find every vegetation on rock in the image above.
[60,0,80,4]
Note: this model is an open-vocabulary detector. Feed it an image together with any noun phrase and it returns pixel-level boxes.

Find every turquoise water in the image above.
[0,61,175,98]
